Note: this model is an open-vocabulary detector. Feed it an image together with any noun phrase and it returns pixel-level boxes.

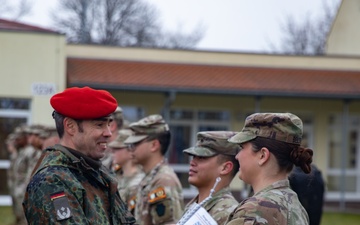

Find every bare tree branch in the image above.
[269,0,340,55]
[0,0,33,20]
[51,0,204,49]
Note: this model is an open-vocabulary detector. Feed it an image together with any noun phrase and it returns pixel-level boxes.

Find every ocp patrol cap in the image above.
[228,112,303,145]
[124,114,169,144]
[183,131,240,157]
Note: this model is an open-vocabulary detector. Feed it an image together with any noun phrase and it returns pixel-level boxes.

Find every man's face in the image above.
[188,155,221,189]
[112,146,131,166]
[128,138,152,166]
[73,118,112,160]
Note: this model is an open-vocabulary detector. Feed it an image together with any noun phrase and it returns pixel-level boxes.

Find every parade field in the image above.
[0,206,359,225]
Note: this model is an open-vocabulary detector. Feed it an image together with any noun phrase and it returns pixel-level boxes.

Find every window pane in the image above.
[327,175,356,192]
[0,118,27,160]
[0,169,8,195]
[329,129,357,169]
[199,125,228,132]
[170,110,193,120]
[168,125,191,164]
[121,106,145,123]
[198,111,229,121]
[0,98,30,110]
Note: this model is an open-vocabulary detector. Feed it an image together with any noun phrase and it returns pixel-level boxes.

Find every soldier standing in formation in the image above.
[125,114,184,225]
[13,125,43,225]
[182,131,240,225]
[225,112,312,225]
[108,128,145,213]
[101,106,125,169]
[5,127,27,225]
[23,86,135,224]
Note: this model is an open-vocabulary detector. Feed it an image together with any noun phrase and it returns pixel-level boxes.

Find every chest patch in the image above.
[51,191,72,221]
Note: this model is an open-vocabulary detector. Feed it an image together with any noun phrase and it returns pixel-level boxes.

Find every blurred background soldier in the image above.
[101,106,125,169]
[289,164,325,225]
[125,114,184,225]
[40,125,60,149]
[13,124,43,225]
[108,128,145,213]
[5,125,27,225]
[182,131,240,225]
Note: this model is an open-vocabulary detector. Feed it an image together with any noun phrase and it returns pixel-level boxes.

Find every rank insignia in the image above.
[148,187,167,203]
[51,191,72,221]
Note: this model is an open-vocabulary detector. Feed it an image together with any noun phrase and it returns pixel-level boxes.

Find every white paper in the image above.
[182,206,217,225]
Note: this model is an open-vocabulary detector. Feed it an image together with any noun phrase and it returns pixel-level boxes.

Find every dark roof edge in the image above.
[69,83,360,100]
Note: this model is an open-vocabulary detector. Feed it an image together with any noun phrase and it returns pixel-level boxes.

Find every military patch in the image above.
[50,191,72,221]
[128,195,137,211]
[148,187,167,203]
[155,203,165,217]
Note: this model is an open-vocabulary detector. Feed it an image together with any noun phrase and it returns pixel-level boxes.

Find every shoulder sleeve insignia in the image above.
[148,187,167,204]
[51,191,72,221]
[128,195,137,211]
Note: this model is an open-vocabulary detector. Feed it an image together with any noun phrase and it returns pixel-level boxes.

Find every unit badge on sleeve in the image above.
[50,191,72,221]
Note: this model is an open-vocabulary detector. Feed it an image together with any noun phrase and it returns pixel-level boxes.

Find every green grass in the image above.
[321,211,360,225]
[0,207,15,225]
[0,206,359,225]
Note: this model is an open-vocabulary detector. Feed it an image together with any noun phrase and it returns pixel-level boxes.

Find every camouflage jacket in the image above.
[23,144,136,225]
[184,187,238,225]
[134,160,184,225]
[115,166,145,208]
[225,179,309,225]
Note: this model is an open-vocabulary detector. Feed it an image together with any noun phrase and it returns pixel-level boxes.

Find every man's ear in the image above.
[149,139,161,153]
[258,147,270,166]
[63,117,76,136]
[220,161,234,175]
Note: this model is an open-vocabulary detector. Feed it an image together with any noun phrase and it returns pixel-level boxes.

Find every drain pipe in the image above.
[162,91,177,122]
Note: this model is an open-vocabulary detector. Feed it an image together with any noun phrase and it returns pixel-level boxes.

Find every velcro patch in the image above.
[128,195,137,211]
[51,191,72,221]
[148,187,167,203]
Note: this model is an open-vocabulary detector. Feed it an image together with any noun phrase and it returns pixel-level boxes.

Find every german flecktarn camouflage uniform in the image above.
[23,144,136,225]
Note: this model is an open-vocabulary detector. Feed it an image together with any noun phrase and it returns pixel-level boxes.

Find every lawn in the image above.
[0,206,359,225]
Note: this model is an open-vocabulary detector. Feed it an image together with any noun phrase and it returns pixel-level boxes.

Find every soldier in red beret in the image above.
[23,86,136,225]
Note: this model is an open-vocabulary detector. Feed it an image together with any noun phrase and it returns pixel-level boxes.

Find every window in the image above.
[327,114,360,198]
[0,98,30,204]
[121,106,145,123]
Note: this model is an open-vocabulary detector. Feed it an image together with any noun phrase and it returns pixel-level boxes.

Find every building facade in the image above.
[0,0,360,209]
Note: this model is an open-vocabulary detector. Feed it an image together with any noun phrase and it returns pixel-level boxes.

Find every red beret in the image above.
[50,86,118,120]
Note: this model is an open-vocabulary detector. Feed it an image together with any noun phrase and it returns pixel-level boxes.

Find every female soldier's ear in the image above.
[220,161,233,175]
[258,147,270,166]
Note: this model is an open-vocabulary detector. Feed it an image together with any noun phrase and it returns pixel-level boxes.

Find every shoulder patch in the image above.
[128,195,137,211]
[51,191,72,221]
[148,187,167,203]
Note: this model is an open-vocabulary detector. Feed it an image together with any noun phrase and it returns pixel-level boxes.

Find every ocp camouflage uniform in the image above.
[185,187,238,225]
[134,160,184,225]
[23,144,136,225]
[225,179,309,225]
[13,144,36,225]
[115,165,145,210]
